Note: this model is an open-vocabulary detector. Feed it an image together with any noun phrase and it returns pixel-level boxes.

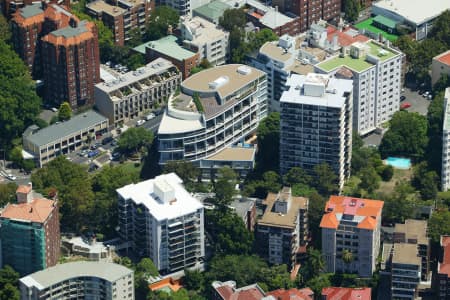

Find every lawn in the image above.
[355,18,399,42]
[375,167,412,195]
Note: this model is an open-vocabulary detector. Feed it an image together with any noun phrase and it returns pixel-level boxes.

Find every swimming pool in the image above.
[385,157,411,169]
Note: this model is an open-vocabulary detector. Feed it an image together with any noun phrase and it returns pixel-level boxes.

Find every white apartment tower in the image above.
[315,40,404,135]
[279,73,353,191]
[117,173,205,274]
[320,196,384,277]
[442,88,450,191]
[180,16,229,66]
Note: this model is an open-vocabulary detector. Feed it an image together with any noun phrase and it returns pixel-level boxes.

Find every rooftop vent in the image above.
[237,65,252,75]
[208,76,229,89]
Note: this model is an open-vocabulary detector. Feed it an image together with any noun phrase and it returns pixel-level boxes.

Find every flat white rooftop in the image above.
[116,173,204,221]
[372,0,450,25]
[280,73,353,108]
[158,112,204,135]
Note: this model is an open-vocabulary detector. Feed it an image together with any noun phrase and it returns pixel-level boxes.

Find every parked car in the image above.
[110,139,118,146]
[6,174,16,181]
[51,107,58,112]
[423,91,430,98]
[111,151,121,160]
[428,94,433,100]
[102,136,113,145]
[400,102,411,109]
[136,119,145,126]
[90,144,98,150]
[400,95,406,101]
[146,113,155,121]
[87,150,99,158]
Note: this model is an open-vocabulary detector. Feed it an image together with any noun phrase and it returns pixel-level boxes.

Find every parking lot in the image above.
[402,87,431,116]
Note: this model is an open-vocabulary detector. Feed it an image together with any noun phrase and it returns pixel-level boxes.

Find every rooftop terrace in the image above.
[316,40,398,73]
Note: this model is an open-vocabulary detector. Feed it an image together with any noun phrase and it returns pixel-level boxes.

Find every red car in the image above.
[400,102,411,109]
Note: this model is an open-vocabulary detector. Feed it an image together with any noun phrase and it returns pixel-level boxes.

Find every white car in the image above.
[6,174,16,181]
[146,113,155,121]
[51,107,58,112]
[136,120,145,126]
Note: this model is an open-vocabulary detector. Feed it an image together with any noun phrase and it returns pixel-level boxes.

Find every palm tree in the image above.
[342,249,354,265]
[307,248,325,278]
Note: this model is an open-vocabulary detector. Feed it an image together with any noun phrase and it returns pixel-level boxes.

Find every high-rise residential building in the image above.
[0,184,60,276]
[315,40,403,135]
[442,88,450,191]
[279,73,353,190]
[271,0,340,32]
[157,64,267,178]
[321,287,371,300]
[19,261,134,300]
[95,58,181,126]
[117,173,205,274]
[11,3,100,110]
[432,50,450,86]
[393,219,430,281]
[86,0,154,46]
[180,16,229,66]
[248,35,327,111]
[391,243,421,300]
[320,196,384,277]
[434,235,450,299]
[41,19,100,109]
[256,187,308,269]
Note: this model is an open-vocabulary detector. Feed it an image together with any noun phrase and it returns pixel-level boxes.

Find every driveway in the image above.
[402,87,430,116]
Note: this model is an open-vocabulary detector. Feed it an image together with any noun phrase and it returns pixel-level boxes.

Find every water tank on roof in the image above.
[237,65,252,75]
[208,76,229,89]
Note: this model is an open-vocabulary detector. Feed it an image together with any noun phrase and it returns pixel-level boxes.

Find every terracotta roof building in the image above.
[432,50,450,86]
[0,183,60,276]
[320,196,384,277]
[1,0,69,18]
[11,3,100,110]
[256,187,308,269]
[266,287,314,300]
[211,281,266,300]
[321,287,371,300]
[433,235,450,299]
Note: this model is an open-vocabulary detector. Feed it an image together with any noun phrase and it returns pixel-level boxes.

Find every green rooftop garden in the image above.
[317,41,398,72]
[355,17,399,42]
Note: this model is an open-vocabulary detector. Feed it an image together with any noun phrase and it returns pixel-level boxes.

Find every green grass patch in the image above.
[355,18,399,42]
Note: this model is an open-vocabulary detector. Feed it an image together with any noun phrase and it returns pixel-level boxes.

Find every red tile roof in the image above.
[439,236,450,276]
[436,51,450,66]
[16,185,32,194]
[321,287,371,300]
[267,288,314,300]
[1,198,56,223]
[326,26,369,47]
[320,196,383,231]
[215,284,265,300]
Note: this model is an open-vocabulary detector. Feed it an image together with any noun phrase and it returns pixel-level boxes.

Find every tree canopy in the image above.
[145,6,180,41]
[379,111,428,160]
[213,166,237,209]
[256,112,280,172]
[58,102,72,121]
[342,0,360,22]
[118,127,154,156]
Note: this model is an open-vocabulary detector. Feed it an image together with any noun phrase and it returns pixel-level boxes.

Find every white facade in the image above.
[441,88,450,191]
[158,0,209,15]
[19,261,134,300]
[95,58,181,126]
[315,40,404,135]
[249,35,324,112]
[279,73,353,191]
[180,16,229,66]
[320,196,383,278]
[158,64,267,166]
[117,173,205,274]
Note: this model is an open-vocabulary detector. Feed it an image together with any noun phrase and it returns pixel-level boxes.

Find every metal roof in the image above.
[24,110,108,147]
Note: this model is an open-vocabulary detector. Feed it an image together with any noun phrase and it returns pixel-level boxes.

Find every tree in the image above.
[306,274,331,296]
[299,248,325,282]
[31,156,95,231]
[429,210,450,243]
[0,183,17,207]
[379,111,428,160]
[145,6,179,41]
[58,102,72,121]
[342,0,360,22]
[183,269,204,292]
[214,166,237,209]
[313,163,338,195]
[205,209,254,255]
[380,165,394,181]
[219,8,246,31]
[434,74,450,94]
[256,112,280,172]
[0,266,19,300]
[162,161,200,190]
[8,146,23,168]
[0,40,41,151]
[0,15,11,43]
[426,92,445,174]
[0,283,19,300]
[342,249,353,265]
[118,127,154,156]
[412,162,439,200]
[382,181,415,224]
[283,167,311,186]
[358,166,381,194]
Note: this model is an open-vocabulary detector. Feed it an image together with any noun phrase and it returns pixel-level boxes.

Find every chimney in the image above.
[16,182,33,204]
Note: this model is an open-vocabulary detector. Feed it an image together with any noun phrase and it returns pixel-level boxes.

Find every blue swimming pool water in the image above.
[386,157,411,169]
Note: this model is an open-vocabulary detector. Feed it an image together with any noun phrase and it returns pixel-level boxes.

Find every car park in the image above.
[87,150,99,158]
[400,102,411,109]
[102,136,113,145]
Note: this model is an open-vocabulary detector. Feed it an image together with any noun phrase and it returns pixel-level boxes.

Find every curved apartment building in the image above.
[158,64,267,177]
[19,261,134,300]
